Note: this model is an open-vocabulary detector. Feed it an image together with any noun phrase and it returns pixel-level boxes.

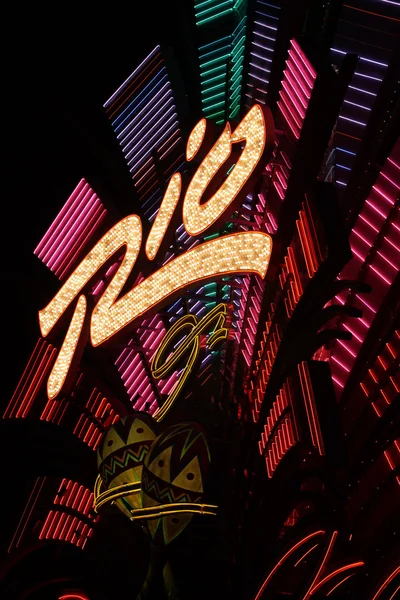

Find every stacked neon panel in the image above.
[257,376,299,478]
[4,178,119,446]
[330,139,400,393]
[329,1,398,189]
[33,179,107,280]
[193,0,254,378]
[194,0,248,123]
[3,176,118,553]
[236,38,317,368]
[104,45,185,221]
[8,477,98,553]
[256,357,335,479]
[249,194,327,424]
[271,35,316,221]
[245,0,281,108]
[39,479,98,549]
[113,312,179,414]
[101,47,184,413]
[3,344,119,452]
[359,328,400,420]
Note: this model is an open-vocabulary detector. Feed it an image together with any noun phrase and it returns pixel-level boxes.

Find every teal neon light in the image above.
[203,93,226,107]
[202,73,226,86]
[196,9,233,27]
[200,64,227,78]
[200,54,230,70]
[195,0,232,19]
[199,35,231,51]
[201,82,227,95]
[195,0,248,124]
[203,99,226,112]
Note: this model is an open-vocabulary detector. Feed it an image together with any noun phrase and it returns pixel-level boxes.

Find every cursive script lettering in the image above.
[39,104,275,400]
[151,303,228,421]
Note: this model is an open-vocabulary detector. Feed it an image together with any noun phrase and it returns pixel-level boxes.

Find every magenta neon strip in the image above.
[387,157,400,170]
[336,339,357,358]
[331,356,351,373]
[148,400,159,414]
[279,90,304,127]
[39,185,94,263]
[135,383,155,411]
[58,209,107,280]
[159,373,178,395]
[126,361,147,392]
[116,347,137,372]
[380,171,400,190]
[55,204,105,276]
[282,76,308,110]
[352,227,375,248]
[285,62,311,100]
[375,249,399,271]
[283,87,306,120]
[118,354,141,379]
[288,49,315,89]
[54,207,103,280]
[35,181,106,280]
[277,100,300,138]
[128,372,147,400]
[372,185,395,205]
[331,375,344,389]
[365,260,393,286]
[273,180,285,200]
[124,361,145,390]
[42,194,96,269]
[248,318,257,337]
[291,39,317,80]
[131,378,152,400]
[365,199,390,221]
[35,186,86,257]
[91,259,120,298]
[34,179,86,255]
[49,198,101,272]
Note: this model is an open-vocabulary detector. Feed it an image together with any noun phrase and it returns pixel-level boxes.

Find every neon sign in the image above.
[254,530,364,599]
[38,104,275,401]
[151,303,228,421]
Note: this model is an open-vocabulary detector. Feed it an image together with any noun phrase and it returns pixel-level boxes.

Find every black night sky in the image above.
[4,5,187,401]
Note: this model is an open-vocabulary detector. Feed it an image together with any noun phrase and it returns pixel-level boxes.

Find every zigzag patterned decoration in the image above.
[141,470,200,505]
[96,414,158,520]
[154,423,211,473]
[101,444,149,483]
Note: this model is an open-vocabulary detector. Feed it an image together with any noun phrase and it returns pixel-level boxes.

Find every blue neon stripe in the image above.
[336,147,356,156]
[122,96,174,152]
[112,69,168,130]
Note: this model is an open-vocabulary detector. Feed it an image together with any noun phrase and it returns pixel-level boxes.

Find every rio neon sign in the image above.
[38,104,275,402]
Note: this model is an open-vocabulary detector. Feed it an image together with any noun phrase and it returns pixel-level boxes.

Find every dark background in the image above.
[4,5,189,402]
